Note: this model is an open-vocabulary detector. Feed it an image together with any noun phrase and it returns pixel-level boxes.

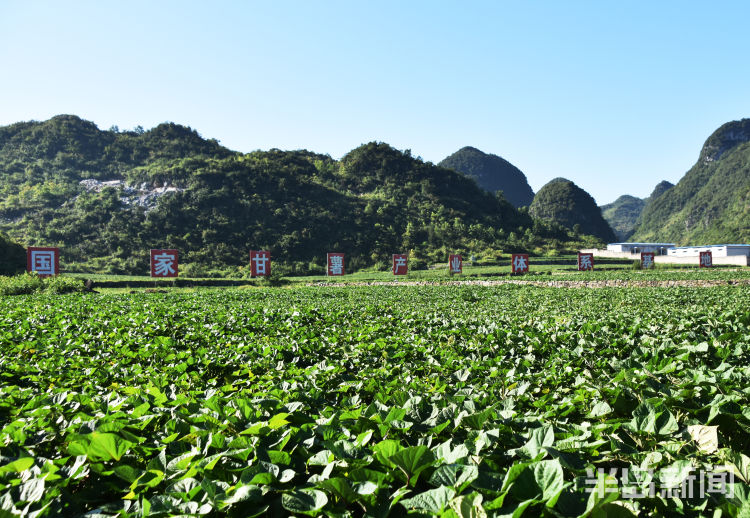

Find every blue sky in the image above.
[2,1,749,204]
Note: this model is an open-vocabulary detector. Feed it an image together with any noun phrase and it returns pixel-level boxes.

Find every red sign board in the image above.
[327,253,345,276]
[577,252,594,271]
[449,254,462,274]
[26,247,59,277]
[250,250,271,277]
[392,254,408,275]
[641,252,655,269]
[699,251,712,268]
[511,253,529,274]
[151,249,178,277]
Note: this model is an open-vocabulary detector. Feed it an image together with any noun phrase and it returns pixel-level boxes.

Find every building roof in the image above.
[608,242,676,246]
[672,244,750,249]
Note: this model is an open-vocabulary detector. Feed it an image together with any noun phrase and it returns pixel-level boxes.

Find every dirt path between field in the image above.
[309,279,750,288]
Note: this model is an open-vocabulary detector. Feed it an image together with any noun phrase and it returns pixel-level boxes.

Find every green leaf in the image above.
[356,429,374,447]
[533,459,565,504]
[510,459,565,505]
[266,450,291,465]
[355,481,378,496]
[687,425,719,453]
[308,450,334,466]
[218,484,262,508]
[449,492,487,518]
[114,464,143,483]
[400,486,456,513]
[502,461,532,493]
[519,425,554,459]
[721,449,750,483]
[131,402,151,418]
[268,413,290,429]
[0,457,34,474]
[372,439,403,468]
[133,469,165,489]
[73,432,135,462]
[429,464,479,491]
[628,402,657,433]
[388,445,435,485]
[434,440,470,464]
[628,402,678,436]
[462,408,495,430]
[281,489,328,514]
[319,477,358,503]
[580,472,619,517]
[587,401,612,418]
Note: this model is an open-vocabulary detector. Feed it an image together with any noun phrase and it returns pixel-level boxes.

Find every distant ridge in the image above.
[600,180,674,241]
[600,195,646,241]
[438,146,534,207]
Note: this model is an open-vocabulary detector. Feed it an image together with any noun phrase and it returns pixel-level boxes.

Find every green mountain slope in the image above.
[0,116,586,275]
[601,195,646,241]
[649,180,674,201]
[631,119,750,244]
[438,146,534,207]
[600,181,674,241]
[530,178,617,242]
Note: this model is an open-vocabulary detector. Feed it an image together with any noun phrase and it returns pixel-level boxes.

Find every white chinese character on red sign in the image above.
[27,247,59,277]
[327,253,345,276]
[578,253,594,271]
[392,254,408,275]
[449,254,462,274]
[250,250,271,277]
[151,249,178,277]
[641,252,655,269]
[512,254,529,274]
[700,251,712,268]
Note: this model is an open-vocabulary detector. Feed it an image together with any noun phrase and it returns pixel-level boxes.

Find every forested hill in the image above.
[438,146,535,208]
[0,115,592,275]
[530,178,617,243]
[631,119,750,244]
[600,181,674,241]
[600,195,646,241]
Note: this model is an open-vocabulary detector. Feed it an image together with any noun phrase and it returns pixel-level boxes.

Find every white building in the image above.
[667,244,750,258]
[606,242,676,255]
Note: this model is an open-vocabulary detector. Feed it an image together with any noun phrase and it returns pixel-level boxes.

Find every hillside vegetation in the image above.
[600,181,674,241]
[438,146,534,207]
[530,178,617,242]
[631,119,750,244]
[0,232,25,275]
[0,116,594,275]
[600,195,646,241]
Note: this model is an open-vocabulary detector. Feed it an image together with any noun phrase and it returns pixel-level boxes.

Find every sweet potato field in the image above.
[1,286,750,517]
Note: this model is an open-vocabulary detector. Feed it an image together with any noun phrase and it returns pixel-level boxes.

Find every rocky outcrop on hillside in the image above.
[79,179,183,209]
[700,119,750,163]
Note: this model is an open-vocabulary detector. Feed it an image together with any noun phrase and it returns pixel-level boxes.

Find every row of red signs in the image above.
[148,250,275,278]
[25,248,716,277]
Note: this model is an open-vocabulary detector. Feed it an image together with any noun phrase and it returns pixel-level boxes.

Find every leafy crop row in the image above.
[1,286,749,516]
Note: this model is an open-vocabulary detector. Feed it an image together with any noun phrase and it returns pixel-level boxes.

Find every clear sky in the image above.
[2,1,749,204]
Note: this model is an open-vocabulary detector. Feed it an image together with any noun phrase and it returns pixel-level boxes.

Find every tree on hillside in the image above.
[0,232,25,275]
